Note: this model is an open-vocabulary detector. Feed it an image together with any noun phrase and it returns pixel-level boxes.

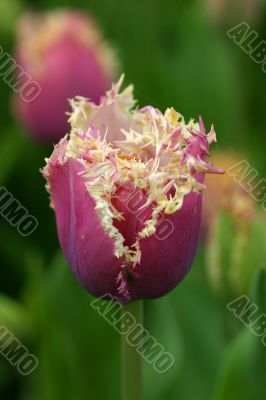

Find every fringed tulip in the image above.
[42,78,222,303]
[14,9,117,142]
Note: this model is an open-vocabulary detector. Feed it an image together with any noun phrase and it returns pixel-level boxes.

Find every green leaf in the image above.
[28,251,120,400]
[214,268,266,400]
[0,294,30,339]
[144,296,183,400]
[213,329,254,400]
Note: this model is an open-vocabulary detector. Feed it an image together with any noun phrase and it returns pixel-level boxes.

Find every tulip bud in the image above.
[201,151,255,236]
[202,151,256,237]
[13,9,117,142]
[203,152,264,298]
[42,77,222,303]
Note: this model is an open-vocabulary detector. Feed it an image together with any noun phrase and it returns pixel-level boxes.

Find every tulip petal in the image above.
[117,191,202,302]
[48,157,123,298]
[111,182,153,247]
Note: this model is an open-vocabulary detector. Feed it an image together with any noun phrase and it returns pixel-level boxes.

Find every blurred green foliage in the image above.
[0,0,266,399]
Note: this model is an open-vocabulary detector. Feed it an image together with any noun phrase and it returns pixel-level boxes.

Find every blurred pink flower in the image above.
[42,78,222,303]
[14,9,117,142]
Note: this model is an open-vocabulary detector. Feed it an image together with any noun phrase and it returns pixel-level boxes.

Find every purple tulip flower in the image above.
[42,77,223,303]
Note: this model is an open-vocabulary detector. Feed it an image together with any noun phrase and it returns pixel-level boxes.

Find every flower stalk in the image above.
[121,301,143,400]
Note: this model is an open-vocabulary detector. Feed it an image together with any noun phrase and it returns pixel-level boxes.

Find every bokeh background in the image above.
[0,0,266,399]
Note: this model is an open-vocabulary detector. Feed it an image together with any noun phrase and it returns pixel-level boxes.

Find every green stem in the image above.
[121,300,143,400]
